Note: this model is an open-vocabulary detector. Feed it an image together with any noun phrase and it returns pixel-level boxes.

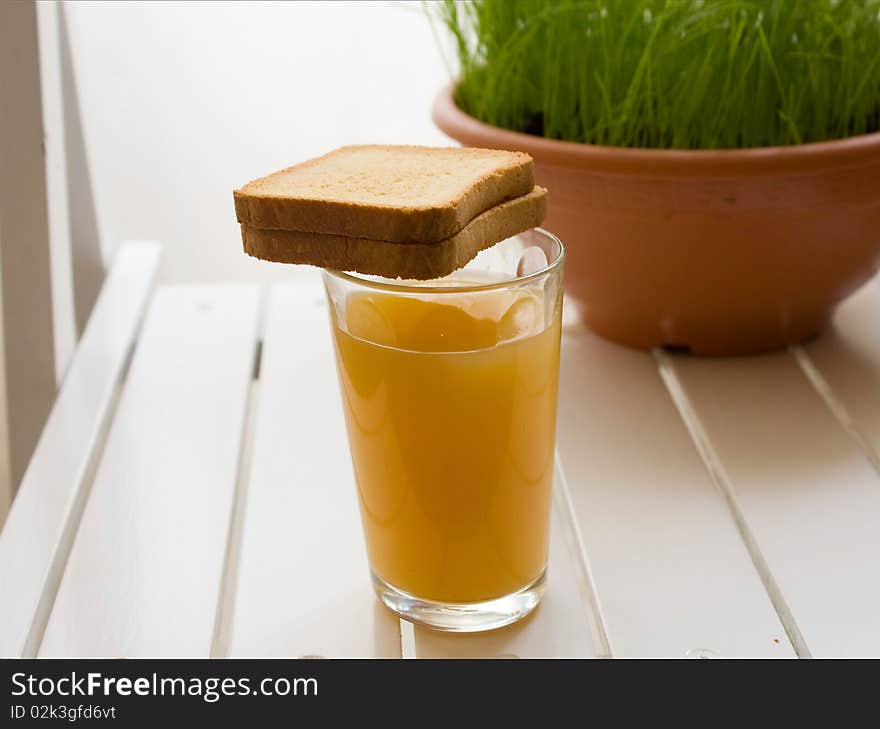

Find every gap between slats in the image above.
[552,454,612,658]
[653,348,810,658]
[546,304,613,657]
[211,339,264,658]
[25,372,129,656]
[789,345,880,476]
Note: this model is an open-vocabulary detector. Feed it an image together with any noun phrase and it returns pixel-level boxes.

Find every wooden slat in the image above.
[556,325,793,657]
[35,0,77,384]
[39,284,259,656]
[0,241,160,657]
[412,492,599,657]
[666,344,880,657]
[228,280,400,657]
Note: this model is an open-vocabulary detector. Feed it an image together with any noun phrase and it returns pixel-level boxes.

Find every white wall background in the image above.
[59,0,452,285]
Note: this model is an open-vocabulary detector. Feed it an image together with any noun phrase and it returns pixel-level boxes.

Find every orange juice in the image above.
[329,282,561,603]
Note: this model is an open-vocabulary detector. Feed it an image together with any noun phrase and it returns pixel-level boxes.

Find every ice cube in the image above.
[516,246,549,277]
[345,294,397,347]
[498,291,543,342]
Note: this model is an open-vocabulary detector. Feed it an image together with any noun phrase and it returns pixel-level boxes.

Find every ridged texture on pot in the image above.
[433,86,880,355]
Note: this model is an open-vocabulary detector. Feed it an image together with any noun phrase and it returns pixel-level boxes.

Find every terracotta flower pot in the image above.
[433,85,880,355]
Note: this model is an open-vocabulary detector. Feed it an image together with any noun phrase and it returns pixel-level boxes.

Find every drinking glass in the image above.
[323,229,564,631]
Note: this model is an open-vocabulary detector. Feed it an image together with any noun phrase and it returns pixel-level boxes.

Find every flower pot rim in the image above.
[432,84,880,176]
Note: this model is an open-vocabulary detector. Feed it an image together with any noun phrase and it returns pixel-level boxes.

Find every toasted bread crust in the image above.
[240,187,548,280]
[233,145,534,243]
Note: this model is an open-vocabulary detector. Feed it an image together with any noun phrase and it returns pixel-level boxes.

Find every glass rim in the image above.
[322,227,565,295]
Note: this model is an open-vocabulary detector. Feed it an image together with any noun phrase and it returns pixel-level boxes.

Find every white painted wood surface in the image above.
[6,273,880,657]
[665,345,880,657]
[39,284,259,657]
[556,326,793,657]
[0,242,160,657]
[227,280,401,658]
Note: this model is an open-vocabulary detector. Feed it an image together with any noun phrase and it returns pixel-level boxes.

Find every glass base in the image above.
[372,570,546,633]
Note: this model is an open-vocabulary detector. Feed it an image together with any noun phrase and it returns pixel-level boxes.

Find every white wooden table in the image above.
[3,241,880,658]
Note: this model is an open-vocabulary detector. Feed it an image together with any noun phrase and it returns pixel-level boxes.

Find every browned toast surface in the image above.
[233,145,534,243]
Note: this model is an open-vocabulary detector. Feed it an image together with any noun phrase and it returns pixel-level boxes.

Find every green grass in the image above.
[432,0,880,149]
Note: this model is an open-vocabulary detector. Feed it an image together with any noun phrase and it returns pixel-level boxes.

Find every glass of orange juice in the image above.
[322,229,564,632]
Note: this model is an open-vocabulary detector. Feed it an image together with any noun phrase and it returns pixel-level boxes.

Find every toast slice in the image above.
[240,187,548,280]
[233,145,534,243]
